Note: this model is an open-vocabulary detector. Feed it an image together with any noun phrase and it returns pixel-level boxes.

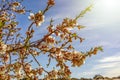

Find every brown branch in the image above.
[5,30,11,44]
[30,53,48,73]
[47,57,51,67]
[42,5,52,15]
[6,52,12,73]
[27,22,34,31]
[21,55,31,79]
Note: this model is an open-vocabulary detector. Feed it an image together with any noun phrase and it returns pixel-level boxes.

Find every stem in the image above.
[42,5,52,15]
[5,31,11,44]
[27,22,34,31]
[6,53,11,73]
[31,53,48,73]
[21,56,31,79]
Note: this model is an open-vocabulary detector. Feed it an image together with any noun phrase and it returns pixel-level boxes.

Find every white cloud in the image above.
[93,62,120,70]
[91,53,120,77]
[103,67,120,77]
[99,56,120,63]
[94,53,120,70]
[76,71,97,78]
[75,61,120,78]
[98,53,120,63]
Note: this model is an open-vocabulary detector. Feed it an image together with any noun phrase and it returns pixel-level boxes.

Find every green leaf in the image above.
[72,33,77,37]
[97,46,103,52]
[11,21,18,25]
[0,20,5,28]
[75,4,93,20]
[77,25,85,30]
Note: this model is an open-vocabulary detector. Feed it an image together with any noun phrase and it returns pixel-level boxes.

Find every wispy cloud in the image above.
[93,62,120,70]
[99,56,120,63]
[94,53,120,70]
[103,67,120,77]
[98,52,120,63]
[75,71,97,78]
[91,52,120,77]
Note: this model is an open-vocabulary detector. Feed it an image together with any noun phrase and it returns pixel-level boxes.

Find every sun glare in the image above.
[103,0,117,7]
[94,0,120,23]
[97,0,119,10]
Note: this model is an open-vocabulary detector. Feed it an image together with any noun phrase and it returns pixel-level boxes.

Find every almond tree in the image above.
[0,0,102,80]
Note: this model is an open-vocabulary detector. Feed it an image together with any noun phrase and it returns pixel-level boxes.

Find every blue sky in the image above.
[17,0,120,78]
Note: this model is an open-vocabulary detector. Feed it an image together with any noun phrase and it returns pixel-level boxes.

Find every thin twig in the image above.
[31,53,48,73]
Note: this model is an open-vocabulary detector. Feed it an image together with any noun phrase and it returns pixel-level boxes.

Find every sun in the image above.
[90,0,120,25]
[97,0,119,10]
[96,0,120,19]
[103,0,117,6]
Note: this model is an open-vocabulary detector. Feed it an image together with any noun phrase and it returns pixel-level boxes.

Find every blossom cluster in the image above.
[28,11,45,26]
[11,1,25,14]
[0,42,7,54]
[47,0,55,6]
[0,0,102,79]
[0,11,9,23]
